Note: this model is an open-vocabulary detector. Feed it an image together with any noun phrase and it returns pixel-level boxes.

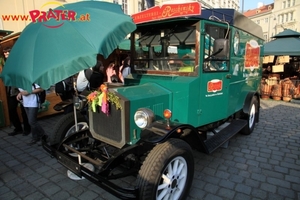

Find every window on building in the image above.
[257,20,260,24]
[285,14,288,22]
[264,34,267,41]
[122,0,128,14]
[292,0,295,6]
[290,12,293,21]
[265,18,268,23]
[113,0,118,4]
[281,15,284,23]
[282,1,286,8]
[287,0,290,7]
[138,1,142,12]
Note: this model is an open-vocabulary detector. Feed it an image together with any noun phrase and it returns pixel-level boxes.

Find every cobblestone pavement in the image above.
[0,99,299,200]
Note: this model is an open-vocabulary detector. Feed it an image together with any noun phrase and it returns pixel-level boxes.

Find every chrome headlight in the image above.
[134,108,155,129]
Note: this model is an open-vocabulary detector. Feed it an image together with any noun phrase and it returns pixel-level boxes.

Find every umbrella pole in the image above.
[74,104,78,132]
[73,76,79,132]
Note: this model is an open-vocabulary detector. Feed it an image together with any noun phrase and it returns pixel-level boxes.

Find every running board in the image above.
[204,119,247,154]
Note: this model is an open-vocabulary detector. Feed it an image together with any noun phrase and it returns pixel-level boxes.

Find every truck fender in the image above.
[140,123,205,151]
[242,91,260,122]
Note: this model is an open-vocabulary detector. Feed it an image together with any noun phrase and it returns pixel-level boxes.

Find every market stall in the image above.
[262,29,300,101]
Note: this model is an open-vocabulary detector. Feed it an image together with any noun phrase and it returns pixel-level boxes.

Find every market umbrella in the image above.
[264,29,300,56]
[0,1,136,91]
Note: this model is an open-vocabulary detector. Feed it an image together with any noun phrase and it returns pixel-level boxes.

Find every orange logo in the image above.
[244,40,260,69]
[207,79,222,92]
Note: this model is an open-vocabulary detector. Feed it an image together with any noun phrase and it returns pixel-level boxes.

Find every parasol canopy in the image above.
[0,1,136,91]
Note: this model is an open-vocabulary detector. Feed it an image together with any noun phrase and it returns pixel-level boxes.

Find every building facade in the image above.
[244,0,300,42]
[0,0,240,34]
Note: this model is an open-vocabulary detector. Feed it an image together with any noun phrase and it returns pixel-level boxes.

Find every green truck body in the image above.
[44,3,264,199]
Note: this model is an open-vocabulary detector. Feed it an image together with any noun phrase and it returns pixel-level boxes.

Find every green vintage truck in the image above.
[43,2,264,199]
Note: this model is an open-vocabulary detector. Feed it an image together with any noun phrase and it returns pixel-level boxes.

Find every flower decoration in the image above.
[87,84,122,114]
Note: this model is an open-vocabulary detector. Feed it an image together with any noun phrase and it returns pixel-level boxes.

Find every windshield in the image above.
[133,22,199,76]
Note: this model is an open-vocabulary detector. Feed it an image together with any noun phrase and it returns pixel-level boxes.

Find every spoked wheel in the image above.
[137,138,194,200]
[240,96,258,135]
[49,112,88,145]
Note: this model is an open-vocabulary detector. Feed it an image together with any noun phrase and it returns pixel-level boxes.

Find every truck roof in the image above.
[132,2,263,40]
[198,9,264,40]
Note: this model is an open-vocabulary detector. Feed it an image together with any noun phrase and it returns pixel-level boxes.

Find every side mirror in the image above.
[213,39,229,58]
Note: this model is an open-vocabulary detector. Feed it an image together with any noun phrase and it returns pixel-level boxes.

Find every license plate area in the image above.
[57,151,82,177]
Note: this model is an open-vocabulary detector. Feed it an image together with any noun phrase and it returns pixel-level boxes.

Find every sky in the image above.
[240,0,274,11]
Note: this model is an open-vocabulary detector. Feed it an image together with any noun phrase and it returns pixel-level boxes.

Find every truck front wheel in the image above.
[241,96,258,135]
[49,112,88,145]
[137,138,194,200]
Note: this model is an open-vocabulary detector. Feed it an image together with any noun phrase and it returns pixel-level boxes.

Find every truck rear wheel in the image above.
[49,112,88,145]
[240,96,258,135]
[137,138,194,200]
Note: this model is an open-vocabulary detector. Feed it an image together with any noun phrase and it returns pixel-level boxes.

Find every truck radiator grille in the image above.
[89,96,129,148]
[92,106,122,141]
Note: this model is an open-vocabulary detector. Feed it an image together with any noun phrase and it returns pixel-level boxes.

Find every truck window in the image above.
[203,24,230,72]
[133,22,198,76]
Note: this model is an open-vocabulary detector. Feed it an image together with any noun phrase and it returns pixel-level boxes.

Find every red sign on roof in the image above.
[132,2,201,24]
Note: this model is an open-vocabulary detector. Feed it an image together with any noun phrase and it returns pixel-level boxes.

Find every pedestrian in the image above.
[2,47,31,136]
[106,61,117,83]
[119,57,131,83]
[55,76,74,101]
[17,84,47,145]
[89,61,105,90]
[76,68,92,92]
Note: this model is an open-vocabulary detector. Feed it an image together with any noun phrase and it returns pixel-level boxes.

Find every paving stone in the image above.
[234,193,251,200]
[218,179,235,190]
[277,187,296,199]
[235,184,252,195]
[215,170,230,179]
[204,183,219,194]
[260,183,277,193]
[238,170,251,178]
[204,193,223,200]
[229,174,244,183]
[251,188,267,199]
[274,166,289,174]
[285,175,300,183]
[78,190,99,199]
[267,177,291,188]
[245,179,260,188]
[39,182,62,196]
[217,188,235,199]
[0,190,18,200]
[189,188,205,199]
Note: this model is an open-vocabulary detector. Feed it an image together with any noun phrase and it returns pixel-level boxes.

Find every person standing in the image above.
[17,84,46,145]
[89,61,105,90]
[119,57,131,83]
[2,47,31,136]
[76,68,92,92]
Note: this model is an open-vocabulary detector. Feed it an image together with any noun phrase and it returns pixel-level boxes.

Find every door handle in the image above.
[226,74,232,79]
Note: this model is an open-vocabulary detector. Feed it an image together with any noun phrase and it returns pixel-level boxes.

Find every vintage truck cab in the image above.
[43,2,264,199]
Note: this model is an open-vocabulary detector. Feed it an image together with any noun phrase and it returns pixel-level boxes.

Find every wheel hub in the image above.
[171,178,177,189]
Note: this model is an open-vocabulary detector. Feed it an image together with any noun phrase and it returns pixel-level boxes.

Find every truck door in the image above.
[199,24,231,124]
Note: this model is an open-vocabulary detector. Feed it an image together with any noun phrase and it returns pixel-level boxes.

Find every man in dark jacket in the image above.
[3,47,31,136]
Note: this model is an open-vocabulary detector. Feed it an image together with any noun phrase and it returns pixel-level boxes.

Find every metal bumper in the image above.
[41,135,138,200]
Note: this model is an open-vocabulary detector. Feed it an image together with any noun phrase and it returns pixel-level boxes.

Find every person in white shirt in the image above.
[76,68,92,92]
[17,84,47,146]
